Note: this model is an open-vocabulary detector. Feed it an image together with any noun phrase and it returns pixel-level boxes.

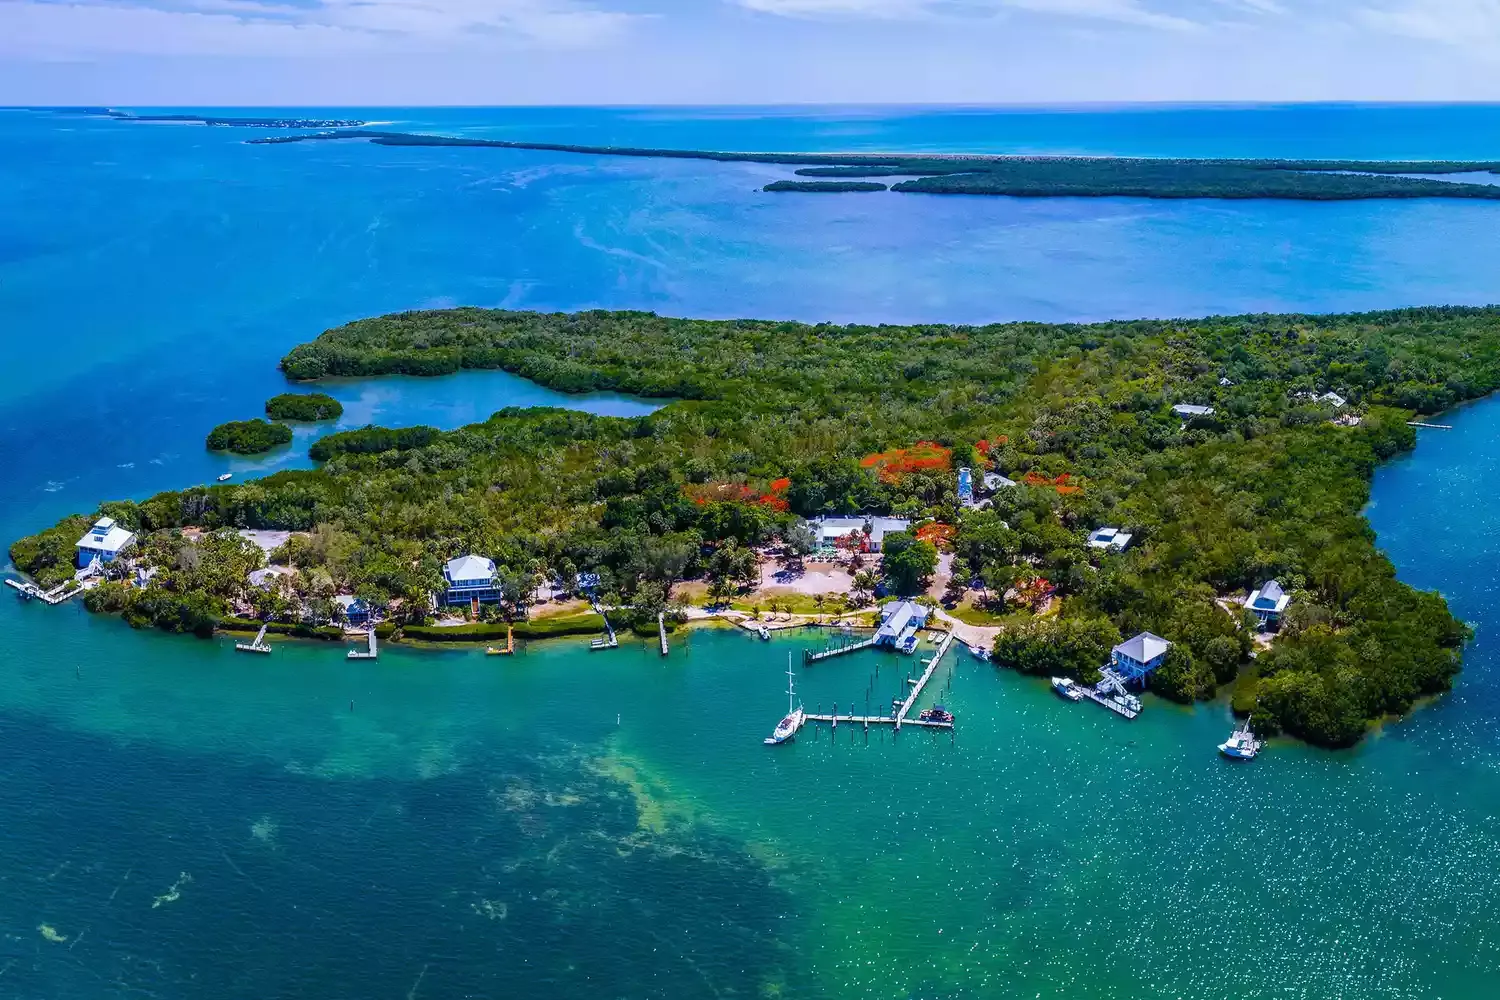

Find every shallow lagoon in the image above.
[7,105,1500,997]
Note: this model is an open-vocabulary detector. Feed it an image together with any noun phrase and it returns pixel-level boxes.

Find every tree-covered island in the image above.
[250,131,1500,201]
[205,418,293,454]
[15,306,1494,748]
[266,392,343,422]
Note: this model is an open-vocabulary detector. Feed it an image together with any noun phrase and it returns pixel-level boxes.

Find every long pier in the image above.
[796,629,957,734]
[1407,421,1453,430]
[804,635,876,664]
[658,612,669,656]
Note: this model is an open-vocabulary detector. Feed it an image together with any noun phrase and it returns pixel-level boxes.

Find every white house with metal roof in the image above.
[1111,632,1172,683]
[876,600,929,653]
[75,516,135,568]
[1244,580,1291,628]
[811,515,911,553]
[1087,527,1133,552]
[1319,391,1348,409]
[443,554,498,605]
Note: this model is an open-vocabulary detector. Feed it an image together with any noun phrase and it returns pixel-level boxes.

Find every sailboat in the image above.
[1219,717,1263,760]
[764,653,805,745]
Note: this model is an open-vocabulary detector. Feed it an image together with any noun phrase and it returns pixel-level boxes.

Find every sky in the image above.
[1,0,1499,104]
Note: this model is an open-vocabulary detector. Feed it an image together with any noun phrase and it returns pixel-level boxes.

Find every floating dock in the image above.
[1075,685,1141,719]
[347,629,378,659]
[235,622,272,654]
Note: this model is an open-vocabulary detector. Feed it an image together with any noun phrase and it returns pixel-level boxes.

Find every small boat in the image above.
[918,704,954,724]
[1051,676,1084,702]
[897,633,919,654]
[764,655,805,745]
[485,646,510,656]
[968,643,991,661]
[217,473,233,482]
[1219,717,1263,760]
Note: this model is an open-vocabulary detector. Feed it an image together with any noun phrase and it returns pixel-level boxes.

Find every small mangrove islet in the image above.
[12,306,1494,749]
[249,130,1500,201]
[265,392,343,422]
[205,418,293,454]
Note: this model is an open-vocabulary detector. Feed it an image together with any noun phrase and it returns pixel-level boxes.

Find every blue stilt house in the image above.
[1110,632,1171,685]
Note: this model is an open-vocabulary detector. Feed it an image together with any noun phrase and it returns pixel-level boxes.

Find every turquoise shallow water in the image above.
[5,105,1500,997]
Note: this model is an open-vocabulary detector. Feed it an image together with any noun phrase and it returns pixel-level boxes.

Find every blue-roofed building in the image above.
[1244,580,1291,628]
[876,600,930,653]
[443,554,499,606]
[1111,632,1172,684]
[334,594,372,625]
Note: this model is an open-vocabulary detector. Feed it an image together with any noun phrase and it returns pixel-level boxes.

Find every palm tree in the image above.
[851,570,877,608]
[813,593,826,622]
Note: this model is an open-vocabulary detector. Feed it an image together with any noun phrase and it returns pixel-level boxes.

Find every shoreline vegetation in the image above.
[205,418,293,454]
[14,305,1495,748]
[764,181,889,193]
[247,130,1500,200]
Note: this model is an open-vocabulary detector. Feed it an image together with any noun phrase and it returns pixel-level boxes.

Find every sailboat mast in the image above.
[786,651,795,714]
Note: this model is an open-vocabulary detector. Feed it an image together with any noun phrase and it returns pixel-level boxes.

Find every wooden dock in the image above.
[895,631,955,728]
[590,604,619,650]
[1076,685,1141,719]
[235,622,272,654]
[1407,421,1453,430]
[347,629,378,659]
[658,612,669,656]
[804,635,876,664]
[486,626,515,655]
[796,629,958,734]
[6,577,83,606]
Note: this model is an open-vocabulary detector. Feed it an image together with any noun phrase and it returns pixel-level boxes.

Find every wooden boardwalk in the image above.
[658,612,669,656]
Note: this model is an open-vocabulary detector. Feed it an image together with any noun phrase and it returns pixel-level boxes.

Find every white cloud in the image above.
[0,0,638,56]
[1360,0,1500,51]
[736,0,1199,29]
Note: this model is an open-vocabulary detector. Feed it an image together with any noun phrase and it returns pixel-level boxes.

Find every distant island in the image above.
[205,418,292,454]
[249,130,1500,200]
[14,107,367,129]
[16,305,1492,749]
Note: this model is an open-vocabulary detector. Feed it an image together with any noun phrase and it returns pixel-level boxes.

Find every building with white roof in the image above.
[75,516,135,569]
[876,600,930,652]
[811,515,911,553]
[983,472,1017,491]
[1111,632,1172,683]
[1172,403,1216,419]
[1245,580,1291,628]
[443,554,498,605]
[1319,392,1347,409]
[1087,527,1133,552]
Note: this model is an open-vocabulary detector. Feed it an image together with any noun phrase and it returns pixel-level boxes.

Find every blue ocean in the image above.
[5,104,1500,998]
